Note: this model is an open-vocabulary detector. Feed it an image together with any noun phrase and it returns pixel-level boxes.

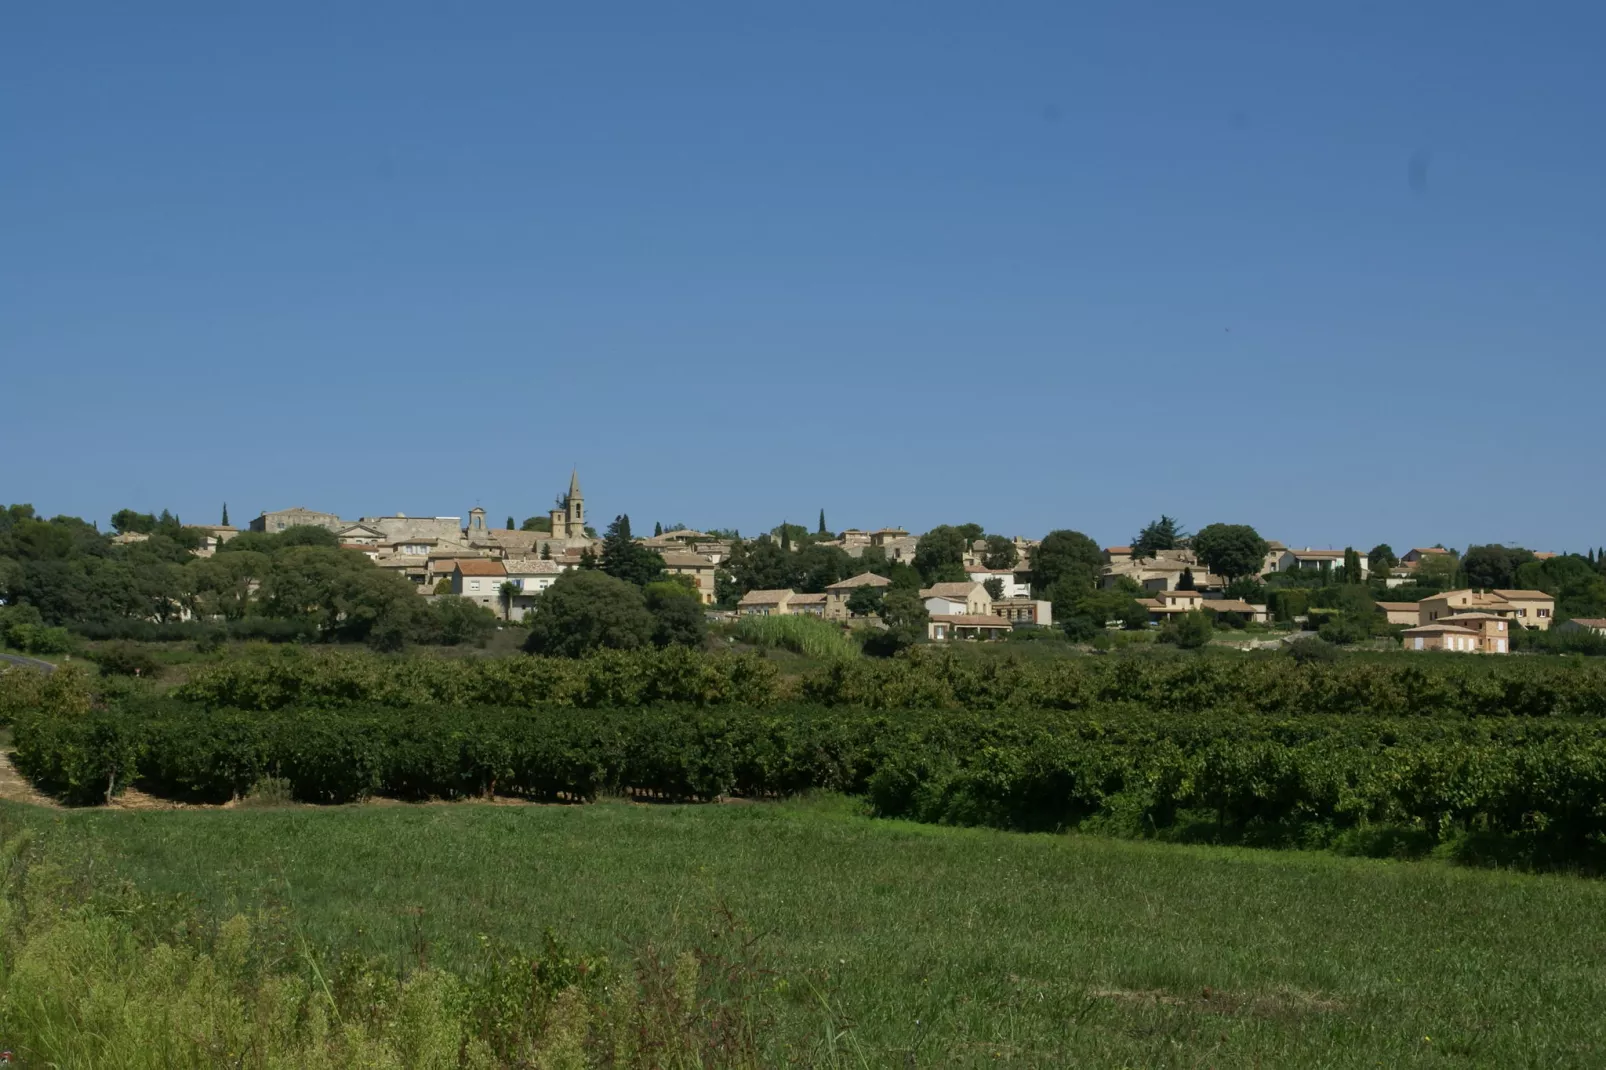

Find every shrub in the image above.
[95,642,163,678]
[1286,636,1340,665]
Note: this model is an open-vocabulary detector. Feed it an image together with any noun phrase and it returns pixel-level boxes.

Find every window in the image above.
[1414,638,1424,650]
[1497,639,1507,653]
[1539,608,1551,618]
[470,580,480,591]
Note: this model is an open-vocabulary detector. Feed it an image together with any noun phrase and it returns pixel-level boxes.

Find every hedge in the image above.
[163,646,1606,718]
[16,702,1606,870]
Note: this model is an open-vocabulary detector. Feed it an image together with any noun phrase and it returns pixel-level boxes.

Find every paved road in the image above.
[0,652,56,673]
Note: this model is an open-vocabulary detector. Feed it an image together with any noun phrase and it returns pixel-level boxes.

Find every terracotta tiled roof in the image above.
[788,592,827,604]
[1493,589,1552,601]
[1403,623,1477,635]
[660,551,716,569]
[930,614,1011,627]
[1376,602,1420,612]
[1567,618,1606,629]
[921,582,981,599]
[738,589,792,605]
[1288,548,1347,559]
[827,572,891,591]
[502,556,563,575]
[455,559,507,577]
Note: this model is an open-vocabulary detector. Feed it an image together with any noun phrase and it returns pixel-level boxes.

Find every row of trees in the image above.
[0,504,499,650]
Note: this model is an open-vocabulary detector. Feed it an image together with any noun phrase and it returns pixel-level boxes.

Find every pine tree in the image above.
[654,521,663,536]
[540,542,551,560]
[507,516,515,530]
[780,523,791,552]
[818,509,827,536]
[221,503,229,526]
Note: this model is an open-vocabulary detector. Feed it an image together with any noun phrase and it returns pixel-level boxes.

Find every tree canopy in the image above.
[1462,544,1536,591]
[1132,515,1187,559]
[522,570,655,657]
[599,514,666,587]
[1191,524,1269,583]
[1029,530,1103,594]
[981,535,1018,570]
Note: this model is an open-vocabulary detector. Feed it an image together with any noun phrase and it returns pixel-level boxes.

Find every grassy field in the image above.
[6,795,1604,1067]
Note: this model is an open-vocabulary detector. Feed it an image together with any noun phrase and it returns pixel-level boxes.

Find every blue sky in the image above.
[5,3,1603,552]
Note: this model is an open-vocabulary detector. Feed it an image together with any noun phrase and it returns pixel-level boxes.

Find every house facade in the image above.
[1402,612,1511,653]
[660,551,719,605]
[992,598,1053,627]
[1417,589,1555,631]
[451,558,509,613]
[1275,548,1368,579]
[250,507,346,533]
[921,581,993,617]
[738,589,793,616]
[824,572,892,620]
[928,614,1011,641]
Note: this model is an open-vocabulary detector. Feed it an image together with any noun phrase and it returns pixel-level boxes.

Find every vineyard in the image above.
[8,646,1606,871]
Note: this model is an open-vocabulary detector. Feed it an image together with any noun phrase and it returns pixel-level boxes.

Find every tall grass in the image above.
[733,614,861,660]
[0,822,846,1068]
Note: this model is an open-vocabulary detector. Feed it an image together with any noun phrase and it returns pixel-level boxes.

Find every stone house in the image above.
[660,551,719,605]
[824,572,892,620]
[249,507,346,534]
[787,593,828,617]
[1377,601,1422,628]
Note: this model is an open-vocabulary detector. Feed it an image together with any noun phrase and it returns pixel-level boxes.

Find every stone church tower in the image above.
[548,468,585,539]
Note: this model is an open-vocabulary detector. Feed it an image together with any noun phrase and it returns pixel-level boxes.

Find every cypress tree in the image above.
[221,503,229,526]
[818,509,827,536]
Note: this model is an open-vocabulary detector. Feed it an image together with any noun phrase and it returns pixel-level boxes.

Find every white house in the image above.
[503,556,567,618]
[966,567,1031,599]
[1275,548,1368,579]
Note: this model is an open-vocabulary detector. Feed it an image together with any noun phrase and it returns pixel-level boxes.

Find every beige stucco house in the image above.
[660,551,719,605]
[928,614,1012,641]
[738,589,793,616]
[1418,589,1555,631]
[921,581,993,617]
[451,558,508,613]
[1403,612,1511,653]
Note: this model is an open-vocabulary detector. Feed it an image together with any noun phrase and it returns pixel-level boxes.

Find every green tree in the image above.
[1369,544,1398,571]
[429,596,498,647]
[1191,523,1269,584]
[1224,576,1266,603]
[221,503,229,526]
[599,514,665,587]
[506,516,516,530]
[845,584,885,618]
[522,571,655,657]
[982,577,1005,600]
[110,509,157,535]
[1413,549,1460,590]
[1343,547,1363,584]
[817,509,828,537]
[1030,530,1103,594]
[654,521,663,536]
[1177,568,1196,591]
[864,588,929,656]
[913,526,968,582]
[1133,515,1187,559]
[522,516,553,533]
[644,580,707,649]
[1462,544,1535,590]
[1160,609,1214,649]
[981,535,1018,570]
[498,580,520,620]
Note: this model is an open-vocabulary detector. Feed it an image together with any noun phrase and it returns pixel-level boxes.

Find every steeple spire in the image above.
[569,467,582,499]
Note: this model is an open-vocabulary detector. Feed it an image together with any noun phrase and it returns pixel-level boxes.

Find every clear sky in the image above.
[5,3,1603,552]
